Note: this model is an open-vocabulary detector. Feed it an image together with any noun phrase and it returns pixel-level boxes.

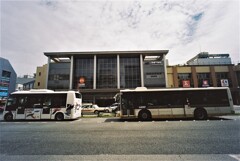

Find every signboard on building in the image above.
[146,73,162,79]
[202,80,209,87]
[221,79,229,87]
[182,80,190,88]
[78,76,86,88]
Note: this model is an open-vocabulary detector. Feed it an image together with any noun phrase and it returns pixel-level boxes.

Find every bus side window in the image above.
[51,94,67,108]
[5,96,17,111]
[26,95,42,108]
[43,96,52,107]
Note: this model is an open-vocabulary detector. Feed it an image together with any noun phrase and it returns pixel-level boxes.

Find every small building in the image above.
[0,57,17,99]
[34,64,48,89]
[187,52,232,65]
[16,75,35,91]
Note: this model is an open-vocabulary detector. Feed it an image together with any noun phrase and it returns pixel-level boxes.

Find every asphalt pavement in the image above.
[0,115,240,161]
[1,105,240,161]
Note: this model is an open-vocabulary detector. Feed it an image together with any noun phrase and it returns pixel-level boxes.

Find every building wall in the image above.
[144,60,165,87]
[167,65,239,104]
[167,65,238,88]
[0,57,17,98]
[34,64,48,89]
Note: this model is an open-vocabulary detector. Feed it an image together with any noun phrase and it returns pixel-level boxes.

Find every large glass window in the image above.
[74,58,94,89]
[48,63,70,90]
[97,57,117,88]
[120,57,141,88]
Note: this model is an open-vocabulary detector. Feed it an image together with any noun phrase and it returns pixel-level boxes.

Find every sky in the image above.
[1,0,239,77]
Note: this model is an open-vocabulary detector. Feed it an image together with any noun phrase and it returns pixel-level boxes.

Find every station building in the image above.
[43,50,169,106]
[36,51,240,106]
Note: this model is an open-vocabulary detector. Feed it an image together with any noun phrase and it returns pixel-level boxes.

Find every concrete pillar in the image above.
[191,67,198,87]
[69,56,74,90]
[93,55,97,89]
[163,54,168,88]
[173,66,178,87]
[140,54,144,87]
[45,57,50,89]
[210,66,217,87]
[117,55,120,89]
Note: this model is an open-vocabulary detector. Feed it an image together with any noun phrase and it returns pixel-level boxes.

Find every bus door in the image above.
[15,96,27,119]
[25,95,41,120]
[41,96,52,119]
[15,106,26,119]
[121,95,134,116]
[171,94,190,118]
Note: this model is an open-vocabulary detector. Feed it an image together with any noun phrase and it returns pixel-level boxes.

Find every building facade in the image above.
[44,50,169,106]
[0,57,17,99]
[34,64,48,89]
[39,51,239,105]
[16,75,35,91]
[167,65,239,104]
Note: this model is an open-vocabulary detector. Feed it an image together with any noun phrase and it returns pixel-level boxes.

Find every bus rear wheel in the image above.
[138,110,152,121]
[194,108,207,120]
[4,113,13,121]
[55,113,64,121]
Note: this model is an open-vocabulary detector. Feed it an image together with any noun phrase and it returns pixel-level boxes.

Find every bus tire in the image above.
[55,113,64,121]
[194,108,208,120]
[4,113,13,121]
[138,110,152,121]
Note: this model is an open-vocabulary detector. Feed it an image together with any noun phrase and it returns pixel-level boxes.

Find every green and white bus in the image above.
[3,89,82,121]
[119,87,234,121]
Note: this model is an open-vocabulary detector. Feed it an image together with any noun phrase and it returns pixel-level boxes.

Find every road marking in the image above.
[229,154,240,160]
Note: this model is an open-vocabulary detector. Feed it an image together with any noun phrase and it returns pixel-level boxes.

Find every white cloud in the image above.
[1,0,239,76]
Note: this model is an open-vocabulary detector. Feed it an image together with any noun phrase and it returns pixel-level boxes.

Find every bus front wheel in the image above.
[4,113,13,121]
[55,113,64,121]
[194,108,207,120]
[138,110,152,121]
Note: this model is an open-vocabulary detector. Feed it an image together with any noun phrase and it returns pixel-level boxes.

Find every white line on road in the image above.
[229,154,240,161]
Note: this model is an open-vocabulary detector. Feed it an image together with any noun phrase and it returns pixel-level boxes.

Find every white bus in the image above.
[118,87,234,121]
[3,89,82,121]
